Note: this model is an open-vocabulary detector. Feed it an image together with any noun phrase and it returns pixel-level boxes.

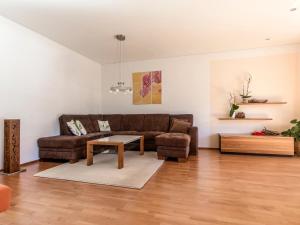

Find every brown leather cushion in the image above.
[155,133,191,147]
[121,114,144,131]
[85,132,112,139]
[170,114,193,125]
[112,131,138,135]
[88,114,103,132]
[59,115,96,135]
[103,114,123,131]
[39,146,85,161]
[39,146,84,153]
[137,131,165,140]
[38,135,88,148]
[169,119,192,134]
[143,114,170,132]
[38,132,111,148]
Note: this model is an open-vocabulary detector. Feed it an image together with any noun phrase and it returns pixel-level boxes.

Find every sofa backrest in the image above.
[88,114,103,132]
[102,114,123,131]
[59,115,95,135]
[143,114,170,132]
[121,114,145,131]
[59,114,193,134]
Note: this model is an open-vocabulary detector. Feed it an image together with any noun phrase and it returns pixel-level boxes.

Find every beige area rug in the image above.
[34,151,164,189]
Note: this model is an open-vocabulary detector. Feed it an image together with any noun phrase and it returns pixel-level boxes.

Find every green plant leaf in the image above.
[229,108,234,117]
[282,129,292,136]
[282,119,300,138]
[290,119,298,124]
[232,104,239,110]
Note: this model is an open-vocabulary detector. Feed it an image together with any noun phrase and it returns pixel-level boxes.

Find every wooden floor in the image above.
[1,149,300,225]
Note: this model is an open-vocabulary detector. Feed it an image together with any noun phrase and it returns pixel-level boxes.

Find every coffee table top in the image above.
[91,135,142,145]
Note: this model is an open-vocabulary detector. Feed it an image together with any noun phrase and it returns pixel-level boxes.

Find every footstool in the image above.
[155,133,191,162]
[0,184,12,212]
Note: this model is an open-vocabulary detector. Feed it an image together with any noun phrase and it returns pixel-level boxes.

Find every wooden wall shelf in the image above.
[218,118,273,121]
[217,100,286,121]
[237,101,287,105]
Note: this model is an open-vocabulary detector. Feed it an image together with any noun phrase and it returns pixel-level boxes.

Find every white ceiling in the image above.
[0,0,299,64]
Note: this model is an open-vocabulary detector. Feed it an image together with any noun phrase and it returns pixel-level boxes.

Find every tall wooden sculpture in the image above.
[3,119,22,174]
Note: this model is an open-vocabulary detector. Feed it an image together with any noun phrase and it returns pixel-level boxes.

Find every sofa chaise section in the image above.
[38,132,111,163]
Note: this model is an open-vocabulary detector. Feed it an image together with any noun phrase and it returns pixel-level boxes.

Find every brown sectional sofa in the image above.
[38,114,198,163]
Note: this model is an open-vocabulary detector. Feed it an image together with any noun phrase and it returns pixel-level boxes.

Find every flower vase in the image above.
[231,112,236,119]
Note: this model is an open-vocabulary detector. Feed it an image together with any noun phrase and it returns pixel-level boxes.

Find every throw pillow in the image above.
[75,120,87,135]
[66,120,82,136]
[169,118,192,134]
[170,118,189,127]
[98,120,111,132]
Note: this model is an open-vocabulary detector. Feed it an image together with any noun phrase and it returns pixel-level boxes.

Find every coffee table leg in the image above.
[140,136,144,155]
[118,144,124,169]
[87,143,93,166]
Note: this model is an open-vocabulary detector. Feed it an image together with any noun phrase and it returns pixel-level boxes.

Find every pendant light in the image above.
[109,34,132,94]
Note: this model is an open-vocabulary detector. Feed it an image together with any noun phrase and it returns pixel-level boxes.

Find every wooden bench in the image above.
[219,134,294,156]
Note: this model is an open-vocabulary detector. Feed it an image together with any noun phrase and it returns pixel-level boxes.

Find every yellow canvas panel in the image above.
[151,82,161,104]
[132,71,162,105]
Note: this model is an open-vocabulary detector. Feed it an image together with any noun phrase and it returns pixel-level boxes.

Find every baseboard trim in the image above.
[198,147,220,150]
[21,159,39,166]
[0,148,219,171]
[0,159,39,172]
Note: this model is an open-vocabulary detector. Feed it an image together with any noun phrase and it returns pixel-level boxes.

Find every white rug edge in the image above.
[34,152,164,190]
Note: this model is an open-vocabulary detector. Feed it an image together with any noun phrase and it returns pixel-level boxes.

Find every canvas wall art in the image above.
[132,71,162,105]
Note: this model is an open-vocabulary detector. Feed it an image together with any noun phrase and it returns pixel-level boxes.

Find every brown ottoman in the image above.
[155,133,191,162]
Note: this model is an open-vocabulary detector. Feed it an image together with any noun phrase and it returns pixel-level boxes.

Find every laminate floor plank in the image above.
[1,150,300,225]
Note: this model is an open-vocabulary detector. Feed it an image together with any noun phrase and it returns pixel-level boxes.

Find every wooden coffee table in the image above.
[86,135,144,169]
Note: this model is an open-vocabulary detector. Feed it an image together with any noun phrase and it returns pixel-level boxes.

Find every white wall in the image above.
[101,45,300,148]
[297,54,300,118]
[210,53,298,146]
[0,16,101,169]
[296,53,300,119]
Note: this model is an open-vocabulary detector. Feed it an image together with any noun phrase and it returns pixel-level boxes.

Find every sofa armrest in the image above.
[188,126,198,155]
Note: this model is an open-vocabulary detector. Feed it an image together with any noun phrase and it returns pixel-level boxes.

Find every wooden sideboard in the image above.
[219,134,294,156]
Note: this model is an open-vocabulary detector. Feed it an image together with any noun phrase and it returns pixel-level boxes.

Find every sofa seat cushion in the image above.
[137,131,165,141]
[85,132,112,140]
[38,135,87,148]
[111,131,139,135]
[155,133,191,148]
[38,132,112,149]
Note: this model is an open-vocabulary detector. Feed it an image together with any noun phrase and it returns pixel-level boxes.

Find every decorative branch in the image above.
[240,73,252,99]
